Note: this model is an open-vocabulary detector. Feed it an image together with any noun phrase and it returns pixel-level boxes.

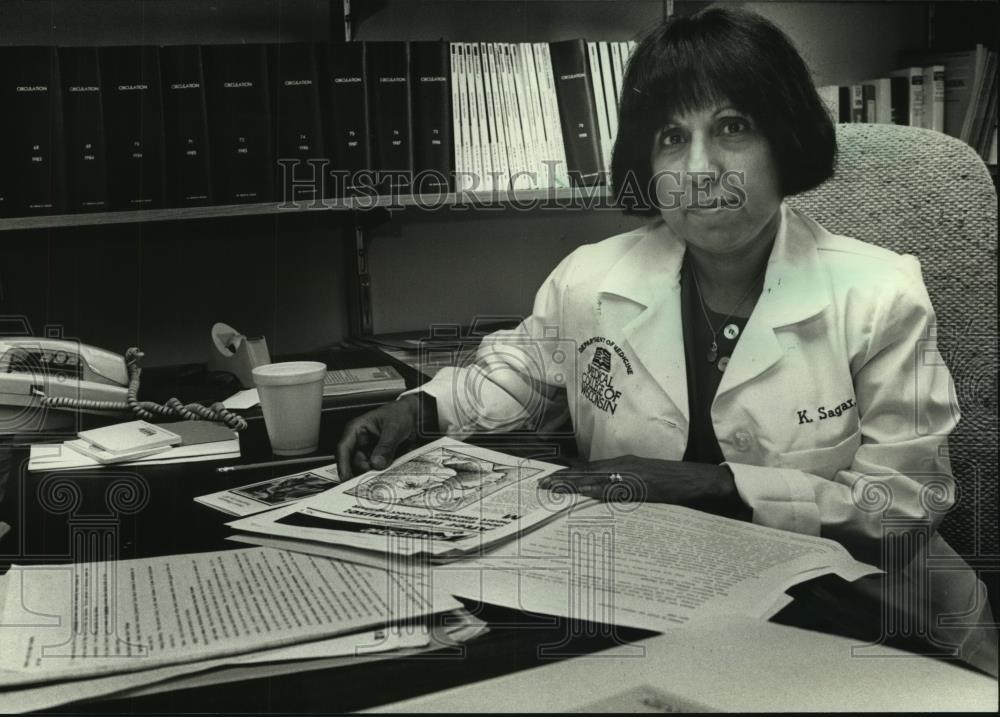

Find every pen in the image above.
[216,455,339,474]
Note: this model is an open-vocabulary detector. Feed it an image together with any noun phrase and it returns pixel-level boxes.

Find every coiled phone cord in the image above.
[33,348,248,431]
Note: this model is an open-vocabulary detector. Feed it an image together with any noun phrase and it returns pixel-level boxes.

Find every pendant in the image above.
[723,323,740,340]
[706,341,718,363]
[717,356,730,373]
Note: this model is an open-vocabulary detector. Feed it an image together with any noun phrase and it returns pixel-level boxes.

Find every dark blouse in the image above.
[680,257,750,465]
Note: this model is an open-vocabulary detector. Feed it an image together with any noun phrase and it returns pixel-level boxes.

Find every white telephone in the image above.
[0,336,248,437]
[0,338,131,433]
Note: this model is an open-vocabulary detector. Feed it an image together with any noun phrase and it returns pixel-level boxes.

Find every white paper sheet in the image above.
[0,547,460,687]
[227,437,577,558]
[432,502,881,632]
[368,615,998,713]
[221,389,261,409]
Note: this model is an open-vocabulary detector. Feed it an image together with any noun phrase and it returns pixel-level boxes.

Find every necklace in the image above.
[689,261,766,366]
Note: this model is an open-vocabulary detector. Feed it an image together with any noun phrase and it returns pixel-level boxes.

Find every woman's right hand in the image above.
[336,394,422,481]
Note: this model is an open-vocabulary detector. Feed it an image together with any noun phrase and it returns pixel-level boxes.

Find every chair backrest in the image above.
[788,123,998,559]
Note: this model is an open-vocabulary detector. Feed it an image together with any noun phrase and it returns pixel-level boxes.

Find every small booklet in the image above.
[65,439,174,465]
[77,420,182,454]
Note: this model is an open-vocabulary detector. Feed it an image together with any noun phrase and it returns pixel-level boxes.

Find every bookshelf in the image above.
[0,186,615,233]
[0,0,991,365]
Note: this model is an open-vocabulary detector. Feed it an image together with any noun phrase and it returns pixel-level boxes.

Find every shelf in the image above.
[0,185,614,232]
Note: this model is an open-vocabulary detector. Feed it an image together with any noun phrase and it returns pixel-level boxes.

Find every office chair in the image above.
[787,123,999,583]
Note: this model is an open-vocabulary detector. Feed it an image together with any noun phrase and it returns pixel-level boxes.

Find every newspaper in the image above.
[227,438,576,558]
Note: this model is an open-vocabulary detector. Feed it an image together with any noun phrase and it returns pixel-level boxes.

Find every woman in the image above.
[338,8,996,672]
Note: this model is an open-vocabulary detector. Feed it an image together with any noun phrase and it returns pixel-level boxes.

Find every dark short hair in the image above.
[610,7,837,216]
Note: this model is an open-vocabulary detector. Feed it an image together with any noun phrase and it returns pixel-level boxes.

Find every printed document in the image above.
[227,438,575,558]
[433,501,880,631]
[0,547,459,686]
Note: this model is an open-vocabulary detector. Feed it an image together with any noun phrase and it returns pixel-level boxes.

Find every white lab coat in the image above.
[417,202,997,674]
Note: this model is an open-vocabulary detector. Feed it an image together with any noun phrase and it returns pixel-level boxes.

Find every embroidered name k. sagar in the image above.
[797,398,857,424]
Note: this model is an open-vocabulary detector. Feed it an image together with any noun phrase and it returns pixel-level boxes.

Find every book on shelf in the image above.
[900,46,987,140]
[469,43,493,192]
[365,41,413,195]
[849,84,864,123]
[968,51,998,158]
[600,43,619,144]
[498,44,525,190]
[922,64,945,132]
[203,44,275,204]
[588,41,612,172]
[318,41,370,197]
[100,46,166,210]
[493,41,514,193]
[863,77,893,125]
[534,42,571,188]
[862,83,876,124]
[450,44,468,191]
[890,67,924,129]
[518,42,548,190]
[0,46,66,215]
[269,42,325,204]
[889,76,910,126]
[484,43,509,192]
[58,46,109,212]
[0,36,649,220]
[409,41,454,194]
[548,39,604,187]
[160,45,213,207]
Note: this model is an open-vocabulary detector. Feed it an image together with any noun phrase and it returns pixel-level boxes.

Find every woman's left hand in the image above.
[538,455,748,517]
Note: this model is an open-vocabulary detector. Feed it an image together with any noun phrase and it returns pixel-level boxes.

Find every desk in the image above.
[0,385,992,712]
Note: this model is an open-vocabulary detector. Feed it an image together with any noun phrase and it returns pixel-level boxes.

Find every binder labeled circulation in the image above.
[318,42,370,198]
[160,45,213,206]
[365,41,413,196]
[203,44,274,204]
[0,46,67,215]
[548,39,604,187]
[100,46,166,209]
[409,40,454,194]
[59,47,109,212]
[269,43,325,203]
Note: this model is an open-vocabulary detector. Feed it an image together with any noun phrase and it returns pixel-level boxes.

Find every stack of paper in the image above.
[0,547,483,712]
[226,437,580,563]
[28,419,240,472]
[225,438,885,642]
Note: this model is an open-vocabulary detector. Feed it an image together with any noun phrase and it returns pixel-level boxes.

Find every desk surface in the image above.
[0,394,991,712]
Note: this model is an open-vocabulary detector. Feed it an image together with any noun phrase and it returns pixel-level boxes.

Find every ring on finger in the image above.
[608,472,624,483]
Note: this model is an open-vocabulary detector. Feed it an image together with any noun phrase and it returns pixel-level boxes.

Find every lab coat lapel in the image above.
[717,203,832,398]
[598,222,689,424]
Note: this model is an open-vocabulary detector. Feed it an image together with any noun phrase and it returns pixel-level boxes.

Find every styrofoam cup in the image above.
[252,361,326,456]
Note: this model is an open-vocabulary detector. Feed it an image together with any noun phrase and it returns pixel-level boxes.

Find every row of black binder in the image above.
[0,39,610,217]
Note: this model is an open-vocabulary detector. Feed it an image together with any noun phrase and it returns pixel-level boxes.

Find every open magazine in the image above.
[227,437,578,558]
